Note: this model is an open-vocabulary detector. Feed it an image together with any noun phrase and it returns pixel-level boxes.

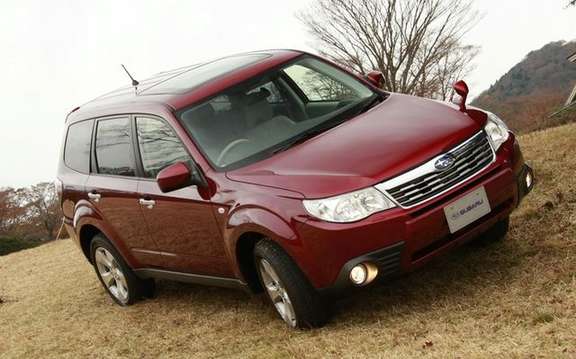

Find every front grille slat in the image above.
[400,157,492,207]
[388,145,492,198]
[379,131,495,208]
[393,154,493,204]
[387,142,493,195]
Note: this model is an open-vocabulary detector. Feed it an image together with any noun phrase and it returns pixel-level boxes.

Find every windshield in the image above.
[178,56,377,170]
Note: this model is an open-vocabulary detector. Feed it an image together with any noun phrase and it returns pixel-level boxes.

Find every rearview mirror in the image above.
[156,162,205,193]
[452,80,469,112]
[364,71,384,88]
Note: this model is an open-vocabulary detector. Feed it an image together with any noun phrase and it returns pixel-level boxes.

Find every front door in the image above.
[134,116,231,277]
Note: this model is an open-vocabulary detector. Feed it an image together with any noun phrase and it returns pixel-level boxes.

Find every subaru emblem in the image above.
[435,154,456,171]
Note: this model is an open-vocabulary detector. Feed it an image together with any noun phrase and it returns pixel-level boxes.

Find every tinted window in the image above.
[247,81,286,104]
[95,118,136,176]
[283,60,364,101]
[179,56,374,169]
[64,120,93,173]
[136,117,191,178]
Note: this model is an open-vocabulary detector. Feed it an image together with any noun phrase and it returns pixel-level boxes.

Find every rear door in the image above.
[84,116,158,265]
[134,116,231,277]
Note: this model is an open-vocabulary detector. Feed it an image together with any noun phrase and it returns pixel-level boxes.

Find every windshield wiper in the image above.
[272,121,346,154]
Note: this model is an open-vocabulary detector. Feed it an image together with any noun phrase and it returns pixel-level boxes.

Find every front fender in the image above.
[223,207,303,277]
[223,206,323,286]
[225,206,300,255]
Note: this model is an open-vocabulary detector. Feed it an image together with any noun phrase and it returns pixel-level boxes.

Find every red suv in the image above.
[58,50,534,328]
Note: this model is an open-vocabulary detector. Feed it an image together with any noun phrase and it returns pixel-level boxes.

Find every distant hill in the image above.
[472,41,576,133]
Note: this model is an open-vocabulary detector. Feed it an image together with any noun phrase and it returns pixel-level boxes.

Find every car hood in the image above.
[227,93,484,198]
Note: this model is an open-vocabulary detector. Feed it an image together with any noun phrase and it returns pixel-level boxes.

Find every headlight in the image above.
[484,112,510,151]
[303,187,396,223]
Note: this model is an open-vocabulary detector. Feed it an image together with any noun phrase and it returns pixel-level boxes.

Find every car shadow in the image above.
[330,238,524,326]
[138,236,523,329]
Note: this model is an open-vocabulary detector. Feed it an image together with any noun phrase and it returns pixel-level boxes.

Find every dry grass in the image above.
[1,124,576,358]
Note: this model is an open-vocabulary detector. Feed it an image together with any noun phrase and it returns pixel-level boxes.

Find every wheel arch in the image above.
[227,207,304,293]
[235,231,267,293]
[78,224,103,263]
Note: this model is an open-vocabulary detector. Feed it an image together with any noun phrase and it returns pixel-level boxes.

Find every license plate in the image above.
[444,186,491,234]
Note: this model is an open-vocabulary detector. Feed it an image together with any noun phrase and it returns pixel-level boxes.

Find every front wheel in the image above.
[254,240,329,329]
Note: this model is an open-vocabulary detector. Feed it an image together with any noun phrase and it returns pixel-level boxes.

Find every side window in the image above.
[64,120,93,173]
[283,63,356,102]
[136,117,192,178]
[95,118,136,177]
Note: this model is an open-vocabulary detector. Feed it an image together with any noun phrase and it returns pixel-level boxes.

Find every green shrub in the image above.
[0,236,41,256]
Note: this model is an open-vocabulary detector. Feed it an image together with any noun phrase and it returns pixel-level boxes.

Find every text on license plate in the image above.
[443,186,491,234]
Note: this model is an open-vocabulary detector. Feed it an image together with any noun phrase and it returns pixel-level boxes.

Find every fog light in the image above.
[525,170,533,189]
[350,264,368,285]
[349,262,379,286]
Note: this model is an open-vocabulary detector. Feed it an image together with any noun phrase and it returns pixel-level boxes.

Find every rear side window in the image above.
[95,118,136,177]
[136,117,191,178]
[64,120,93,173]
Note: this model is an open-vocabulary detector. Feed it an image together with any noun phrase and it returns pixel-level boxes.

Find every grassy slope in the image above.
[1,124,575,358]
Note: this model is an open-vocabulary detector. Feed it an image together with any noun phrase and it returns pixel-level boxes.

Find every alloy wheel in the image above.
[94,247,129,304]
[258,258,297,327]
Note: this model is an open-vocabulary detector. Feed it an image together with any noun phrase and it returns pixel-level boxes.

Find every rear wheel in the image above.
[90,235,155,305]
[254,240,329,329]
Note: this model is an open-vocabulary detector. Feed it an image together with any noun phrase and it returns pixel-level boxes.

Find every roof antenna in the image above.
[121,64,139,94]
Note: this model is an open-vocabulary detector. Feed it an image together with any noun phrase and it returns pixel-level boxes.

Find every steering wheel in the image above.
[216,139,250,166]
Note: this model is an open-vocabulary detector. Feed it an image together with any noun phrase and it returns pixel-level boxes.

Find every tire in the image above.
[90,234,155,306]
[471,216,510,246]
[254,239,329,329]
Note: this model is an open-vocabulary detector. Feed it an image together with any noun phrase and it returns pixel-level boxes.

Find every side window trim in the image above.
[90,115,139,178]
[133,114,198,181]
[130,114,146,178]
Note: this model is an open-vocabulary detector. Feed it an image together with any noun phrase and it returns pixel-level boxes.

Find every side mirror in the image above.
[365,71,384,88]
[452,80,469,112]
[156,162,205,193]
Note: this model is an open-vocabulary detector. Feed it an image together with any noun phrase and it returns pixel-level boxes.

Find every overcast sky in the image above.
[0,0,574,188]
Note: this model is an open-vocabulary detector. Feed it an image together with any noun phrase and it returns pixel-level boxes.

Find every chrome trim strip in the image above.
[375,131,496,209]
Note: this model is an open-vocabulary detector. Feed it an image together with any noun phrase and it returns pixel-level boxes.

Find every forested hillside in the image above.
[473,41,576,133]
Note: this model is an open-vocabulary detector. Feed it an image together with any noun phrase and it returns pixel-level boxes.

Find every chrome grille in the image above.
[375,131,495,208]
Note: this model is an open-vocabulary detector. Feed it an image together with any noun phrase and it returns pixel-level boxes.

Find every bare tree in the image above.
[14,183,61,240]
[0,188,21,235]
[298,0,480,100]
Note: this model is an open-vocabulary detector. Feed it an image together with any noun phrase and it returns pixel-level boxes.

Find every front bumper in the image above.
[294,136,534,294]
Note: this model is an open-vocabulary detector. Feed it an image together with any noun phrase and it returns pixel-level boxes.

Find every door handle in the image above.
[139,198,156,209]
[87,192,101,203]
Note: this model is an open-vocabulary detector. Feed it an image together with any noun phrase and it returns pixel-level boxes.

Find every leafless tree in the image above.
[298,0,480,100]
[0,188,20,235]
[13,183,61,240]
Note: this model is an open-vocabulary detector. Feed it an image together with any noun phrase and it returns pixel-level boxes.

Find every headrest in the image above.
[244,88,271,105]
